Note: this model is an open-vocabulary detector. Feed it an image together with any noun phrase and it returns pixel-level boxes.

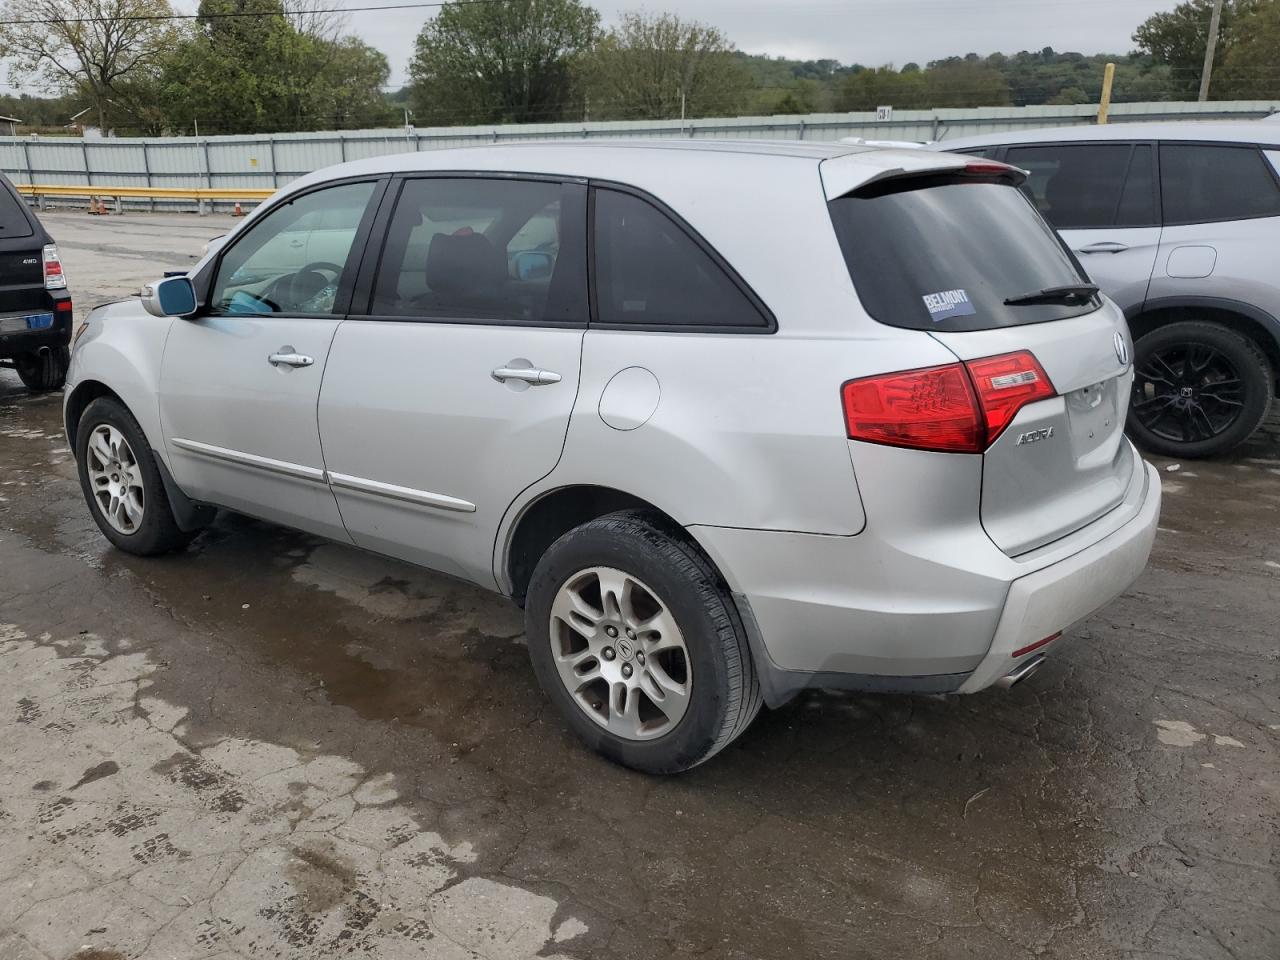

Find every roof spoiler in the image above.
[820,153,1026,200]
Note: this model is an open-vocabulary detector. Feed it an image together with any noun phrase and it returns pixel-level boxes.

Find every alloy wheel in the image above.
[548,566,692,741]
[1131,341,1244,444]
[85,424,145,534]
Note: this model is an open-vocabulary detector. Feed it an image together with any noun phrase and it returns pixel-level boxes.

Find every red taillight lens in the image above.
[842,351,1056,454]
[963,160,1017,177]
[966,350,1055,443]
[55,299,73,312]
[842,363,983,453]
[43,244,66,290]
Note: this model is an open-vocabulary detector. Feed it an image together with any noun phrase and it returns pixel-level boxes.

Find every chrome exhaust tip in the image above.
[997,654,1046,690]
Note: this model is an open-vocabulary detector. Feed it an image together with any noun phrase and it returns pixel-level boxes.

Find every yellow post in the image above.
[1098,62,1116,125]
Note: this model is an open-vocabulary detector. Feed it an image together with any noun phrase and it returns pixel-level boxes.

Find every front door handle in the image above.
[269,347,315,368]
[492,365,561,386]
[1077,241,1129,255]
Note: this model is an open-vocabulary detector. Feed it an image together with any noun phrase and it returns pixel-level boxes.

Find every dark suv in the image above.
[0,172,72,391]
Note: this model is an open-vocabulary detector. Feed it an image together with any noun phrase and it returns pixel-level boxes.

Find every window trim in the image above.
[193,174,388,321]
[998,140,1160,230]
[587,180,777,335]
[347,171,590,330]
[1157,140,1280,227]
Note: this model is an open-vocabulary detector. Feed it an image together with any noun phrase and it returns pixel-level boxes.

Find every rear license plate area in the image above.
[0,312,55,333]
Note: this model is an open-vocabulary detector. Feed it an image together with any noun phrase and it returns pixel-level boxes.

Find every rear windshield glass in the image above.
[828,178,1096,332]
[0,179,35,239]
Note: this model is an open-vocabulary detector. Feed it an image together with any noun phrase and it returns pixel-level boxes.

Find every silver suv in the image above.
[934,122,1280,458]
[65,142,1160,773]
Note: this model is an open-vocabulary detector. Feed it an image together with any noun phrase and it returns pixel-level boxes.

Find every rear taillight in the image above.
[842,363,982,453]
[842,350,1055,454]
[43,244,66,290]
[966,350,1055,444]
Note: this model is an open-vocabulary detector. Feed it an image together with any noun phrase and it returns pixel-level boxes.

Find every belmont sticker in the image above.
[922,288,976,321]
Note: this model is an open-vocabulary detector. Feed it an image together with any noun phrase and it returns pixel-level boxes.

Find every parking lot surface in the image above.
[1,212,1277,959]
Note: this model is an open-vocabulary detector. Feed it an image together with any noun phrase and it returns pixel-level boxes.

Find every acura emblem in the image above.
[1114,331,1131,366]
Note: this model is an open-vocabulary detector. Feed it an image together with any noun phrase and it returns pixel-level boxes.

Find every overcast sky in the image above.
[358,0,1178,89]
[5,0,1177,97]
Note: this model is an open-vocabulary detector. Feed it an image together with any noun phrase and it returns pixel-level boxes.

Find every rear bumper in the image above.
[689,451,1161,706]
[0,303,72,359]
[955,459,1161,692]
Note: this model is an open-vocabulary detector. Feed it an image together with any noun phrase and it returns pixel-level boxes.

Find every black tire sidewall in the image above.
[15,347,69,392]
[525,516,738,774]
[75,397,188,555]
[1128,322,1272,459]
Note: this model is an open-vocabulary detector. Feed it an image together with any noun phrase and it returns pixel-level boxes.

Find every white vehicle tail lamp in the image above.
[43,244,67,289]
[842,350,1054,453]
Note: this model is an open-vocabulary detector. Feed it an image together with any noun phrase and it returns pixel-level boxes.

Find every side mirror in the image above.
[141,276,197,318]
[511,250,554,281]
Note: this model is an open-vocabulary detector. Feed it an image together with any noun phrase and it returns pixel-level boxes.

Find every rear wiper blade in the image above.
[1004,283,1099,306]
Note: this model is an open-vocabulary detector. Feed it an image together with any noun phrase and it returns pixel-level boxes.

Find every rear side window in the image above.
[369,177,586,324]
[1160,144,1280,224]
[1004,143,1155,228]
[0,180,35,239]
[829,178,1096,332]
[592,188,770,330]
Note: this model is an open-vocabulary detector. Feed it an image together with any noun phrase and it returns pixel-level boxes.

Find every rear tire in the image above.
[1128,321,1272,459]
[75,397,196,556]
[15,347,69,392]
[525,510,762,774]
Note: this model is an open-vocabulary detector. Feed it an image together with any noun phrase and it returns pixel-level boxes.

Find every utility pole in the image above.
[1199,0,1225,102]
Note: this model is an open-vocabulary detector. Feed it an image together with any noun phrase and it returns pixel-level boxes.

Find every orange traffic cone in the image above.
[233,201,244,217]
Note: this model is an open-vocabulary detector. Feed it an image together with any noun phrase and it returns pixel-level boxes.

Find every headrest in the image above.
[424,230,506,294]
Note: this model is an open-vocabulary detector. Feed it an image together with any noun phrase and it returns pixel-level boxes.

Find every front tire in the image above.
[75,397,195,556]
[1128,321,1272,459]
[15,347,69,392]
[525,511,762,774]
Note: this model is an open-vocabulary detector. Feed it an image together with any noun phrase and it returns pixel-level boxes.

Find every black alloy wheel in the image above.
[1128,321,1272,459]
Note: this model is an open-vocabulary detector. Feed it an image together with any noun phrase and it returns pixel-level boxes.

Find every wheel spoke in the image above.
[89,431,113,466]
[550,585,602,633]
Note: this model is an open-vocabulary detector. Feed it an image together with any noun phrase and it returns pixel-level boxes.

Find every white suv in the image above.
[65,142,1161,773]
[935,122,1280,458]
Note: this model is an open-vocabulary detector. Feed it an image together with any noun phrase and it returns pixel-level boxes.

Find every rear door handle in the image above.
[1077,241,1129,254]
[491,365,561,385]
[269,348,314,368]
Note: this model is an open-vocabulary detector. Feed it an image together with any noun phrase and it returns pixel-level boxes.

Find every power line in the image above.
[0,0,509,27]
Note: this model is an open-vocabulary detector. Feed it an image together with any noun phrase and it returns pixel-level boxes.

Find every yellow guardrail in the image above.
[15,184,275,200]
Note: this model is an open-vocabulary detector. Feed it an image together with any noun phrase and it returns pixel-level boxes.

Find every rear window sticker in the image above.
[922,288,976,321]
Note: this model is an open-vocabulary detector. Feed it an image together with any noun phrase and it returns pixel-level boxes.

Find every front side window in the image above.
[1004,143,1152,229]
[1160,143,1280,224]
[210,181,376,315]
[369,177,585,324]
[592,188,769,330]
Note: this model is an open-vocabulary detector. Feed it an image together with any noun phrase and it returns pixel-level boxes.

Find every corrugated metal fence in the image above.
[3,100,1277,210]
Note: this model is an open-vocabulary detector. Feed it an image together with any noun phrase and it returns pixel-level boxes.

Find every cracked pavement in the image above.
[0,212,1277,959]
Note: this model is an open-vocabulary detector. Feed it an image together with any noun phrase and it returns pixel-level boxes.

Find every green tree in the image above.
[158,0,393,134]
[834,66,928,111]
[409,0,599,126]
[0,0,176,132]
[1216,0,1280,98]
[923,60,1011,107]
[579,11,752,121]
[1133,0,1261,99]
